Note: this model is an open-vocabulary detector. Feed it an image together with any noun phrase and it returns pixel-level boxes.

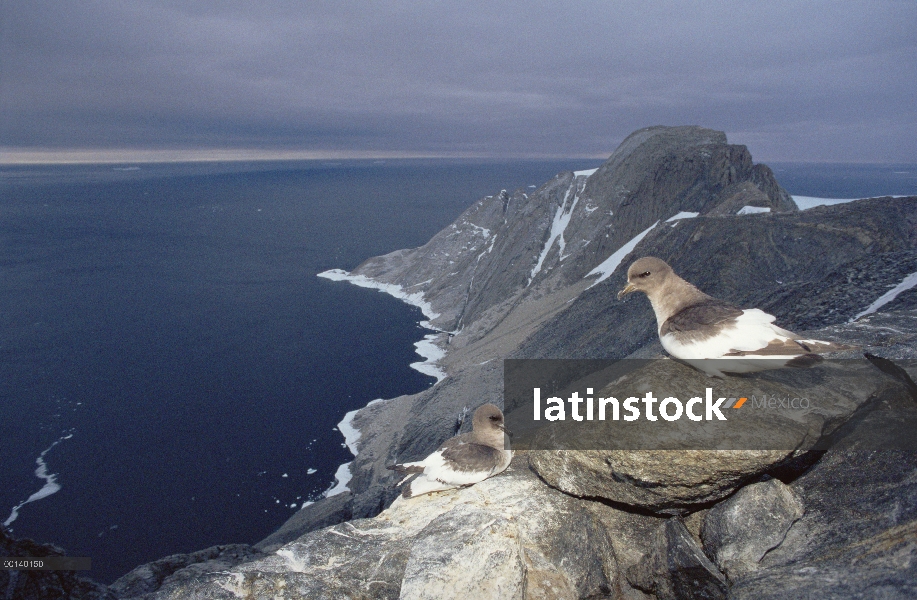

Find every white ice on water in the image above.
[411,335,447,381]
[324,463,353,498]
[4,433,72,528]
[317,268,450,497]
[317,269,440,323]
[318,268,446,383]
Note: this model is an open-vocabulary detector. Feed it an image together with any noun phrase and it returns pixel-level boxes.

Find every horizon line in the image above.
[0,148,612,166]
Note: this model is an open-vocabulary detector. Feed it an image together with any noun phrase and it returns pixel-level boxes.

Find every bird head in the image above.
[618,256,674,300]
[472,403,510,436]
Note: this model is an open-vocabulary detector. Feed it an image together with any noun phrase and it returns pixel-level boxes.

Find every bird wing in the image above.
[439,442,505,475]
[660,299,744,337]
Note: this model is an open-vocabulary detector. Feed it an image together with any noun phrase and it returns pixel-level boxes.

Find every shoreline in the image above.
[316,268,448,500]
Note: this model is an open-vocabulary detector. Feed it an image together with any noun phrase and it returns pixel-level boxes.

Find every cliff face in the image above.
[353,126,796,338]
[62,126,917,599]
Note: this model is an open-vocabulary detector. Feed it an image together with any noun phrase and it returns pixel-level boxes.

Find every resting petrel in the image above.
[387,404,512,498]
[618,257,849,376]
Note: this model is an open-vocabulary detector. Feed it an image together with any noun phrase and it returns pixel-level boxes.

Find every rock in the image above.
[700,478,804,580]
[0,527,115,600]
[525,356,899,513]
[146,462,620,599]
[717,359,917,598]
[626,518,728,600]
[766,248,917,330]
[728,449,917,599]
[110,544,264,599]
[318,125,917,528]
[398,505,526,600]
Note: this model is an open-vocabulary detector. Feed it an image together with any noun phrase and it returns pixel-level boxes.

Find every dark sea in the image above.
[0,160,914,583]
[0,159,604,582]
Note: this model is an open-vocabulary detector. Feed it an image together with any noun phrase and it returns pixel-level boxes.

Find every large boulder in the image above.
[700,478,804,580]
[144,461,621,600]
[527,355,898,513]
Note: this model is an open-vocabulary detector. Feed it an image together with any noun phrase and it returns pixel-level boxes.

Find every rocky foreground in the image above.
[4,126,916,599]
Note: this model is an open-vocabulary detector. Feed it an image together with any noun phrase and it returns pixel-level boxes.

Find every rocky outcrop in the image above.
[140,462,630,600]
[0,528,116,600]
[728,448,917,598]
[109,545,265,599]
[525,356,899,512]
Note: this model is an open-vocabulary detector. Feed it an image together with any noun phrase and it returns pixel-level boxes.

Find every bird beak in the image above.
[499,424,513,438]
[617,282,636,300]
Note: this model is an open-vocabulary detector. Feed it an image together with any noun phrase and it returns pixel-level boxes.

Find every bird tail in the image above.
[387,463,425,491]
[386,463,424,475]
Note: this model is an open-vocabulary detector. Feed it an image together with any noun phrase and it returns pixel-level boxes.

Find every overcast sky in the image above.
[1,1,915,162]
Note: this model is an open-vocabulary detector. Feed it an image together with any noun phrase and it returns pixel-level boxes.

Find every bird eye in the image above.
[489,415,501,421]
[637,271,651,278]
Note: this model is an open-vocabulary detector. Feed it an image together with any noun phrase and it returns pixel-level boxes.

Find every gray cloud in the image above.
[1,0,915,161]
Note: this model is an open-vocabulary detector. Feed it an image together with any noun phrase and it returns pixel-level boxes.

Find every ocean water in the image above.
[770,162,917,198]
[0,159,602,582]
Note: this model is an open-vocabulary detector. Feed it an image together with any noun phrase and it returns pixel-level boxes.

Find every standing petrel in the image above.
[388,404,512,498]
[618,257,849,376]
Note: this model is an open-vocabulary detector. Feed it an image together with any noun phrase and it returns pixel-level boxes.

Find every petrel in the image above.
[387,404,512,498]
[618,257,849,376]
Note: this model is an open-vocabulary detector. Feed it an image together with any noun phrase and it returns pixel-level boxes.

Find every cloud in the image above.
[1,0,915,161]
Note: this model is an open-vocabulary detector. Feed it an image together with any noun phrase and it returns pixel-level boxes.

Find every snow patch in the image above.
[529,179,582,282]
[792,195,859,210]
[585,222,660,288]
[736,206,771,215]
[574,168,599,178]
[666,211,699,222]
[467,223,491,238]
[852,271,917,321]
